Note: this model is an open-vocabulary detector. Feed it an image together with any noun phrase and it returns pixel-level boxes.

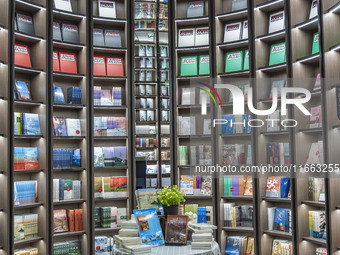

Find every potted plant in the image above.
[157,186,185,216]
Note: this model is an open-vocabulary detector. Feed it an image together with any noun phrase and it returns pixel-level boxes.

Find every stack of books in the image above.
[180,55,210,76]
[180,175,212,196]
[94,176,128,198]
[225,50,248,72]
[94,146,127,167]
[271,239,292,254]
[53,22,80,44]
[52,179,81,202]
[53,51,78,74]
[308,210,326,239]
[118,219,139,238]
[53,240,81,254]
[223,203,253,227]
[225,236,254,254]
[14,180,38,206]
[223,175,253,196]
[94,236,114,254]
[14,44,32,68]
[14,247,39,255]
[267,207,292,233]
[269,42,286,66]
[53,85,82,105]
[94,117,127,136]
[14,113,41,135]
[191,233,213,250]
[53,149,81,169]
[53,209,83,233]
[15,12,35,35]
[14,214,38,241]
[14,147,39,170]
[94,86,122,106]
[265,177,291,198]
[94,207,127,228]
[93,56,124,76]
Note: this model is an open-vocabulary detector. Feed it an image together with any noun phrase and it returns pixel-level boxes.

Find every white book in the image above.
[309,0,318,19]
[306,142,320,164]
[242,20,248,39]
[267,110,280,132]
[98,0,116,18]
[235,115,243,133]
[181,88,196,105]
[195,27,209,46]
[318,140,324,164]
[203,119,211,135]
[224,22,242,43]
[187,1,204,18]
[232,0,247,11]
[54,0,72,12]
[268,10,285,34]
[145,85,153,95]
[178,28,195,47]
[66,118,81,136]
[117,208,127,226]
[268,207,277,230]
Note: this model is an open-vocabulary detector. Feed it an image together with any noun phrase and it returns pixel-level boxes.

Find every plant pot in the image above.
[163,205,178,216]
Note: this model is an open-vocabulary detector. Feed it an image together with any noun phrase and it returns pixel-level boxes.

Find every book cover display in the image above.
[180,56,198,76]
[187,1,204,18]
[224,22,242,43]
[134,208,164,246]
[199,55,210,75]
[225,51,243,72]
[59,52,78,73]
[16,13,35,35]
[312,32,319,54]
[165,215,189,245]
[14,44,32,68]
[269,42,286,66]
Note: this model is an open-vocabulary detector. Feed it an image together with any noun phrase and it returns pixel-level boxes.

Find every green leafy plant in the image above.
[157,185,185,206]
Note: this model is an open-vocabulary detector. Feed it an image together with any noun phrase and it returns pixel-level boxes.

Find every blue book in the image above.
[273,208,289,232]
[59,179,64,200]
[15,80,31,101]
[225,236,240,255]
[280,178,290,198]
[73,149,81,166]
[222,114,235,134]
[53,117,68,136]
[24,113,41,135]
[242,114,251,133]
[53,85,65,104]
[197,207,207,223]
[134,208,164,246]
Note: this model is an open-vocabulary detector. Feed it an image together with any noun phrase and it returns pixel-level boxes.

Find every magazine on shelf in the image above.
[61,23,80,44]
[242,20,248,39]
[165,215,189,245]
[178,28,195,47]
[93,28,105,46]
[187,1,204,18]
[16,13,35,35]
[54,0,73,12]
[224,22,242,43]
[104,29,122,48]
[195,27,209,46]
[268,10,285,34]
[98,0,116,19]
[232,0,247,11]
[53,22,62,41]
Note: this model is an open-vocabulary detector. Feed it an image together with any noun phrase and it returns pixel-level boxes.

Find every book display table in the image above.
[113,241,221,255]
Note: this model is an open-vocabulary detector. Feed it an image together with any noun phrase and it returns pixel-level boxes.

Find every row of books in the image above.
[53,240,81,255]
[224,50,249,73]
[134,2,156,19]
[180,175,212,196]
[138,84,168,96]
[136,149,169,161]
[180,87,212,105]
[309,210,326,239]
[53,22,80,44]
[14,147,39,170]
[53,51,78,74]
[268,207,292,233]
[222,114,251,134]
[53,209,83,233]
[54,0,116,18]
[14,180,38,206]
[225,236,254,255]
[95,236,115,254]
[308,177,325,202]
[315,248,327,255]
[223,21,248,43]
[146,164,171,174]
[14,248,39,255]
[180,55,210,76]
[14,113,41,136]
[267,142,290,165]
[178,145,212,166]
[94,176,128,198]
[223,144,252,165]
[146,177,171,188]
[271,239,292,254]
[223,176,253,196]
[138,109,155,122]
[53,117,82,136]
[94,86,122,106]
[267,109,288,132]
[178,27,209,47]
[136,69,168,82]
[94,117,127,136]
[14,214,38,241]
[182,204,214,224]
[53,85,82,105]
[223,204,253,227]
[94,207,127,228]
[265,177,291,198]
[136,138,157,148]
[53,149,81,169]
[94,147,127,167]
[93,28,122,48]
[177,116,211,135]
[53,179,81,202]
[93,56,124,76]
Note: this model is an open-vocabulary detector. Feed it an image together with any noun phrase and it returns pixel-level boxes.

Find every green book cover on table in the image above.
[244,50,249,70]
[225,51,243,73]
[312,32,319,54]
[199,55,210,75]
[180,56,198,76]
[269,42,286,66]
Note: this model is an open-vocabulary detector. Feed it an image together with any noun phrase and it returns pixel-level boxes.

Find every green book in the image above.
[269,42,286,66]
[180,56,198,76]
[94,207,101,228]
[223,176,232,196]
[244,50,249,70]
[178,145,189,165]
[312,32,319,54]
[225,51,243,72]
[199,55,210,75]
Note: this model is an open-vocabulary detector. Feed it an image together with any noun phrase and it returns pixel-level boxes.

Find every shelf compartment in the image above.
[94,136,128,140]
[328,1,340,14]
[220,133,251,138]
[218,70,249,78]
[256,30,285,43]
[95,227,122,234]
[14,135,43,139]
[93,106,127,110]
[296,53,320,65]
[93,46,127,54]
[53,136,85,140]
[53,72,85,80]
[255,0,284,12]
[221,196,253,201]
[257,63,287,73]
[176,46,209,53]
[14,100,43,107]
[295,17,318,31]
[260,131,289,136]
[94,166,128,171]
[176,75,211,81]
[262,197,291,203]
[14,202,43,210]
[95,197,129,202]
[53,9,85,22]
[302,237,327,246]
[53,104,85,109]
[93,76,127,81]
[175,17,209,26]
[15,31,44,44]
[178,135,212,139]
[93,16,127,26]
[216,9,248,23]
[263,230,292,238]
[53,40,85,51]
[53,199,86,205]
[53,167,85,172]
[217,40,248,51]
[54,230,85,238]
[15,66,45,75]
[298,128,323,133]
[14,236,43,247]
[14,169,43,174]
[301,200,325,207]
[15,0,45,12]
[222,227,254,233]
[184,195,213,199]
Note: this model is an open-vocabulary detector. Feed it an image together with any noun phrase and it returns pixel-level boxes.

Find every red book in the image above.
[93,56,106,76]
[106,56,124,76]
[67,209,75,232]
[59,52,77,74]
[53,51,60,72]
[14,44,32,68]
[74,209,83,231]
